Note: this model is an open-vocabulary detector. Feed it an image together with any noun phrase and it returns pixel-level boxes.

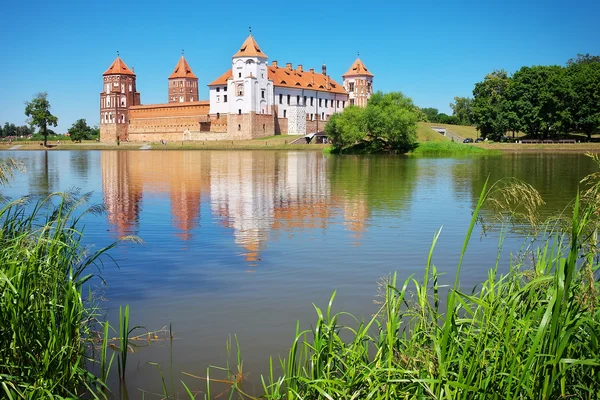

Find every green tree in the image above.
[472,70,511,140]
[24,92,58,147]
[421,107,439,123]
[568,60,600,141]
[363,91,419,152]
[326,91,419,153]
[449,96,473,125]
[69,118,92,142]
[567,53,600,66]
[508,65,571,139]
[325,106,366,151]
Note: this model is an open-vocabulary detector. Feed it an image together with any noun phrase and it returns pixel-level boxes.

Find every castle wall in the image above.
[100,123,128,143]
[126,102,210,142]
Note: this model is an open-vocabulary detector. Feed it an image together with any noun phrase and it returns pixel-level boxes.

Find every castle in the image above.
[100,34,374,142]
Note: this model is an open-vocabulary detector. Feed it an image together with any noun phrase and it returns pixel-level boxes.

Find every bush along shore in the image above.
[2,157,600,399]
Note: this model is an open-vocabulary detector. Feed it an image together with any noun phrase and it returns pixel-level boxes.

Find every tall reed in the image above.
[0,191,134,398]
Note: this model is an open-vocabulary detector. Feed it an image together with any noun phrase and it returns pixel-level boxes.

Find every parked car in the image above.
[475,137,484,143]
[463,138,473,143]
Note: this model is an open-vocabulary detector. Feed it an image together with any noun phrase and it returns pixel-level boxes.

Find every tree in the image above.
[567,53,600,66]
[69,119,93,142]
[508,65,571,139]
[326,91,419,153]
[449,97,473,125]
[325,106,366,151]
[421,108,439,123]
[472,70,511,140]
[363,91,419,152]
[24,92,58,147]
[568,60,600,141]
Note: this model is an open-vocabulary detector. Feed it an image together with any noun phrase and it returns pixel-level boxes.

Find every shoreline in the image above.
[3,140,600,153]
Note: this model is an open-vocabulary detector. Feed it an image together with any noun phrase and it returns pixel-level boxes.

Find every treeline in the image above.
[421,96,473,126]
[472,54,600,141]
[0,122,35,138]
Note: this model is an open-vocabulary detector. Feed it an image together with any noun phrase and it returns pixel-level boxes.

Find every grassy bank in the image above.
[409,140,500,156]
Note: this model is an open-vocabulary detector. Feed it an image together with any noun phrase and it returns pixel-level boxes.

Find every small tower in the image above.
[168,54,199,103]
[100,55,140,142]
[342,57,374,107]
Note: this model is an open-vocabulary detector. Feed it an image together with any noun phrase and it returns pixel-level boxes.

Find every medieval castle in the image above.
[100,34,374,142]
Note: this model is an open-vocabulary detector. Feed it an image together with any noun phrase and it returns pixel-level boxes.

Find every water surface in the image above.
[1,150,594,397]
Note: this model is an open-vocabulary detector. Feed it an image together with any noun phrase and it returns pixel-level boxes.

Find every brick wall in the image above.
[100,123,128,143]
[126,102,210,142]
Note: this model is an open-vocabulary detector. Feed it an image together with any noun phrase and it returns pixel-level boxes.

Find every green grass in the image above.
[421,121,481,139]
[0,186,135,398]
[417,123,450,142]
[410,140,500,156]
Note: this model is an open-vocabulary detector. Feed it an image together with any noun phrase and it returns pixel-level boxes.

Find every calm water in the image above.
[1,150,595,397]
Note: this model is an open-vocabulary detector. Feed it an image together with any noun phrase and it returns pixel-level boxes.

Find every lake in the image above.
[0,150,595,398]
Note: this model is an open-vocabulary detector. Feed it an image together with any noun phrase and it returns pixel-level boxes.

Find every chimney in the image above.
[326,75,331,90]
[297,64,303,72]
[309,68,314,73]
[272,60,278,67]
[286,62,292,70]
[322,64,327,76]
[132,67,135,73]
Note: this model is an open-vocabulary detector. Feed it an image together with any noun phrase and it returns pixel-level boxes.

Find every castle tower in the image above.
[168,54,199,103]
[342,57,374,107]
[227,34,273,138]
[100,55,141,142]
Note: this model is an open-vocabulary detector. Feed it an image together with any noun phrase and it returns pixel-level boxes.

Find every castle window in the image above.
[279,94,282,104]
[191,97,193,101]
[349,82,355,92]
[223,86,227,92]
[319,99,322,107]
[337,100,340,108]
[287,95,290,105]
[236,83,244,96]
[224,95,227,102]
[310,113,313,121]
[296,95,300,104]
[283,110,287,118]
[303,96,307,105]
[216,95,220,103]
[350,99,355,106]
[310,97,314,106]
[261,90,265,99]
[238,124,241,131]
[325,99,328,108]
[217,87,220,92]
[238,72,242,78]
[180,88,183,93]
[342,101,346,108]
[321,112,325,120]
[217,112,220,119]
[238,109,242,115]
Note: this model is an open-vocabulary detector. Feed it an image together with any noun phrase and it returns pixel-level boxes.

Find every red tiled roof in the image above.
[103,56,135,76]
[207,70,232,86]
[208,67,347,95]
[233,35,268,58]
[169,55,198,79]
[342,58,373,77]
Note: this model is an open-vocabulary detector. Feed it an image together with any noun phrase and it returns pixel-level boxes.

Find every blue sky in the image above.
[1,0,598,132]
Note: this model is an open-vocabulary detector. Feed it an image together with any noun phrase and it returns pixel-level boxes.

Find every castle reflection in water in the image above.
[101,151,369,262]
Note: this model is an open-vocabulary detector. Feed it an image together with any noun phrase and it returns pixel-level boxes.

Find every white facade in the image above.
[209,85,229,115]
[272,87,347,122]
